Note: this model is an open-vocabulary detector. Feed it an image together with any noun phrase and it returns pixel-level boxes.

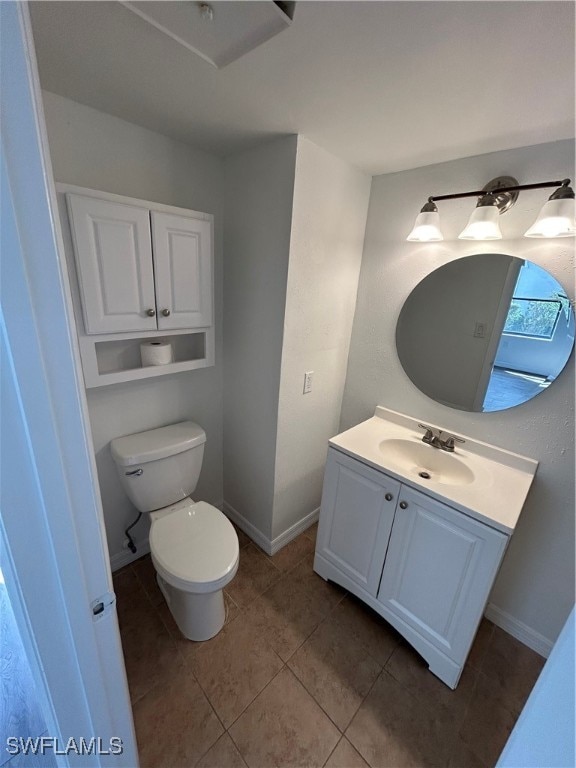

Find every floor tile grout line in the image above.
[319,594,399,672]
[340,667,389,766]
[179,594,286,735]
[321,735,343,768]
[284,608,389,733]
[286,656,358,737]
[245,541,283,575]
[173,645,230,736]
[128,568,232,733]
[186,696,227,767]
[230,546,307,611]
[120,542,534,768]
[224,660,288,737]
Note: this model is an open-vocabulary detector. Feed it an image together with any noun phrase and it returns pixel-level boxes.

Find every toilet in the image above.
[110,421,239,641]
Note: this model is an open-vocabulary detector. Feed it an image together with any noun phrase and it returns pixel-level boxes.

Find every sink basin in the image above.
[378,438,475,486]
[329,407,538,534]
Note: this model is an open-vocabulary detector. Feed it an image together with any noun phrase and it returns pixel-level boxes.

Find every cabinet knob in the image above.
[146,308,156,317]
[385,493,394,501]
[161,308,171,317]
[399,501,408,510]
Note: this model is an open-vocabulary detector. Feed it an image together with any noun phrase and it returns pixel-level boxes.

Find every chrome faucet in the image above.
[418,423,465,452]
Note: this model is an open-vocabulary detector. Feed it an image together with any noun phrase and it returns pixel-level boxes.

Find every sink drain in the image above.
[418,471,431,480]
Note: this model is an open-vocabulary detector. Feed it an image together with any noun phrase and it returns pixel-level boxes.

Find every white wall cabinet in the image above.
[151,212,212,331]
[67,193,212,335]
[67,195,157,334]
[314,447,508,688]
[59,185,215,387]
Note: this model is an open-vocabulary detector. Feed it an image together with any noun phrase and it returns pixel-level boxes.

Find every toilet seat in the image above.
[150,499,239,594]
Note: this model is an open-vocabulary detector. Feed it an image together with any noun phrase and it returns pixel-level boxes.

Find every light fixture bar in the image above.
[428,179,569,203]
[407,177,575,242]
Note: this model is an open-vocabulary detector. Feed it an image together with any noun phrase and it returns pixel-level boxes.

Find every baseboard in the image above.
[485,602,553,658]
[222,502,273,554]
[222,502,319,556]
[269,507,320,555]
[110,538,150,572]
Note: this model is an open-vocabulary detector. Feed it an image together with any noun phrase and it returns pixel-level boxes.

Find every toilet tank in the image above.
[110,422,206,513]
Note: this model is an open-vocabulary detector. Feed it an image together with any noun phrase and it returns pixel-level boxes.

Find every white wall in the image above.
[341,139,575,648]
[272,138,371,540]
[223,136,297,540]
[42,91,224,567]
[497,607,575,768]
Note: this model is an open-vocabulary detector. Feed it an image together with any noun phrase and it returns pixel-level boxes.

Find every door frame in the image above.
[1,3,137,765]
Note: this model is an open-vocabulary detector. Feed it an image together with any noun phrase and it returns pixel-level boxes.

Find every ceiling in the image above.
[30,1,575,176]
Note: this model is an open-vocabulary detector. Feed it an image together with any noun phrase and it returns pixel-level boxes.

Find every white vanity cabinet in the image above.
[377,483,507,666]
[67,193,212,335]
[317,450,401,595]
[315,447,508,688]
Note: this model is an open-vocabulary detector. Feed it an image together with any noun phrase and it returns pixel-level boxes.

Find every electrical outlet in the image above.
[122,538,131,550]
[474,321,487,338]
[303,371,314,394]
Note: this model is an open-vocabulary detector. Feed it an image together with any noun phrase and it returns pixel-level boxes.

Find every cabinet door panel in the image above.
[67,195,157,334]
[317,450,400,595]
[152,213,212,330]
[378,486,506,661]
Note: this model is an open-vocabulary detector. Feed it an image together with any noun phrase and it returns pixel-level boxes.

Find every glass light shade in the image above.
[524,198,576,238]
[406,211,443,242]
[458,205,502,240]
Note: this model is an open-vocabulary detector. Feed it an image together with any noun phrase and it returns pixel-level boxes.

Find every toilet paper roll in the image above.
[140,340,174,366]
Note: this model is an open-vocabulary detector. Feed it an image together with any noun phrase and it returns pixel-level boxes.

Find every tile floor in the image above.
[113,523,545,768]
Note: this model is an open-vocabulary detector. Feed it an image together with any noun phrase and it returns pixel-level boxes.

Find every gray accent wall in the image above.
[223,136,297,540]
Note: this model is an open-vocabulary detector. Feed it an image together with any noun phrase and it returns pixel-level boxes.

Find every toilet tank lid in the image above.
[110,421,206,466]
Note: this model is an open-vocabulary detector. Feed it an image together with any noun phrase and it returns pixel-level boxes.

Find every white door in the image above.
[378,485,507,662]
[1,4,138,764]
[317,450,400,595]
[67,194,157,334]
[151,212,213,330]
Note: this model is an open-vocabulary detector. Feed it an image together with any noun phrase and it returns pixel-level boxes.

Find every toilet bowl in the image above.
[110,422,239,641]
[150,497,238,640]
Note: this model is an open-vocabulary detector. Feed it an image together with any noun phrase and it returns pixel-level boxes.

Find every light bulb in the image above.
[459,195,502,240]
[407,201,443,242]
[525,197,576,238]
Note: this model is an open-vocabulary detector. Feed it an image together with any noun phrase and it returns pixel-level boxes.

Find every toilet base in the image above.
[156,573,226,641]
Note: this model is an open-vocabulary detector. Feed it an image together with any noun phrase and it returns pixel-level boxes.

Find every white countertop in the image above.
[329,407,538,535]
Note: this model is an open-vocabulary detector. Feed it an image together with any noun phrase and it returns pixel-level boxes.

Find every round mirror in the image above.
[396,254,575,412]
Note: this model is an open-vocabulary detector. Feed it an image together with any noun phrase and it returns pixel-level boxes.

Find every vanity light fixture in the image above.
[525,181,576,238]
[407,176,576,242]
[406,200,443,241]
[458,192,502,240]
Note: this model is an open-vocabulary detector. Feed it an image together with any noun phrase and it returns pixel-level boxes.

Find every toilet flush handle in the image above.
[125,468,143,476]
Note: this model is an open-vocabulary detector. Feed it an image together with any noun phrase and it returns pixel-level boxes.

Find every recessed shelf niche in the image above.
[95,333,206,375]
[78,328,214,388]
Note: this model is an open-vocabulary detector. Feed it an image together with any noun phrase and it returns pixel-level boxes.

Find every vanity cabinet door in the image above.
[67,194,157,334]
[377,485,507,662]
[317,449,401,596]
[151,213,213,330]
